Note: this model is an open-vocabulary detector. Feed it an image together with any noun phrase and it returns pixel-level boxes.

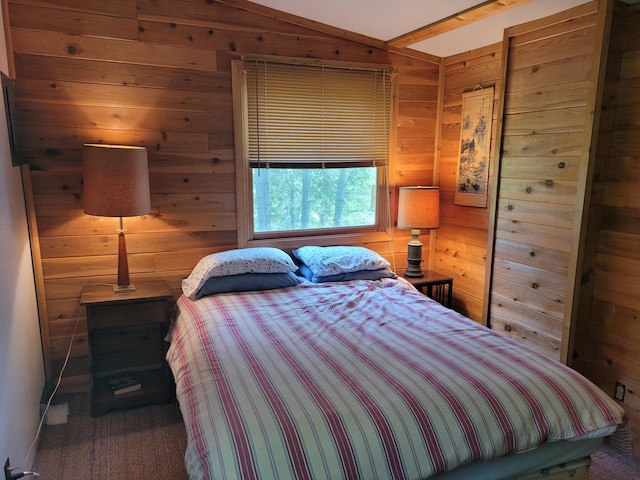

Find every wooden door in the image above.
[484,1,612,363]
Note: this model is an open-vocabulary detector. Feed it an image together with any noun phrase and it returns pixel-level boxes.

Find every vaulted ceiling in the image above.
[245,0,592,57]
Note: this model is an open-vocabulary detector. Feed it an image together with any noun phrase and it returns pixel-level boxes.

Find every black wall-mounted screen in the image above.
[1,71,18,166]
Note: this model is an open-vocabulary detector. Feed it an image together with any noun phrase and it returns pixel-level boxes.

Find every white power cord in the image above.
[8,302,83,477]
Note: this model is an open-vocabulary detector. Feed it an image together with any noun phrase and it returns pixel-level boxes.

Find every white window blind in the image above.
[246,61,391,169]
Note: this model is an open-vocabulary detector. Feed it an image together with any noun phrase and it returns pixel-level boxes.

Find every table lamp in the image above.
[397,186,439,278]
[83,144,151,292]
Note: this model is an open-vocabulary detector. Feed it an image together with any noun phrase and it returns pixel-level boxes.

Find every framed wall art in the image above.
[455,86,494,207]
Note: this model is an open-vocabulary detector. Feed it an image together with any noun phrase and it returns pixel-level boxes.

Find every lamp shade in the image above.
[397,186,439,230]
[83,144,151,217]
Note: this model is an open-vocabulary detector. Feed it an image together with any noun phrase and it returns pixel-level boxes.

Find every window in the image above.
[252,168,377,233]
[233,59,393,246]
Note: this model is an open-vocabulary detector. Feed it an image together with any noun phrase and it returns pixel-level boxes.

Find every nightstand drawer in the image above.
[92,323,163,354]
[88,301,166,330]
[93,346,163,378]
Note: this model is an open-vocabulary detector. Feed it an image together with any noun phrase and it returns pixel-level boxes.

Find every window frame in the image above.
[232,57,395,249]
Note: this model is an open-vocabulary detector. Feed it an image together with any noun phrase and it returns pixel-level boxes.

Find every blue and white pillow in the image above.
[296,263,395,283]
[292,246,391,282]
[182,247,297,299]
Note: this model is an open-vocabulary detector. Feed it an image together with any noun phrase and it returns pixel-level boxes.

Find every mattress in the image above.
[166,277,623,479]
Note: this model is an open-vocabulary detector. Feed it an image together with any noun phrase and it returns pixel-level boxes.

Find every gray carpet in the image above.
[32,393,188,479]
[32,393,639,479]
[591,443,640,480]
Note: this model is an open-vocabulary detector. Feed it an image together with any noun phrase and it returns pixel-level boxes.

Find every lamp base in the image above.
[404,231,424,278]
[113,283,136,293]
[404,267,424,278]
[115,223,135,294]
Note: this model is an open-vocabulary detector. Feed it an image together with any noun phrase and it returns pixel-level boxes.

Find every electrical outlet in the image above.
[615,382,626,402]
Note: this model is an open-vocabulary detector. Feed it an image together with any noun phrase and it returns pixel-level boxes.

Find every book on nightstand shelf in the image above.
[107,374,141,395]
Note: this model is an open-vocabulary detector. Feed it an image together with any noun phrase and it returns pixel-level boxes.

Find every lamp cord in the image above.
[11,302,83,472]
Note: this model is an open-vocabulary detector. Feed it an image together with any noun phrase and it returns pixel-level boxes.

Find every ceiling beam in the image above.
[387,0,534,49]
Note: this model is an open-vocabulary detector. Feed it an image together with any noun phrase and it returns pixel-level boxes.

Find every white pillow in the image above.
[292,246,390,279]
[182,247,297,299]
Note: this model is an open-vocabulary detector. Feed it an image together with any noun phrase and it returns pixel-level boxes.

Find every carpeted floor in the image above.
[591,443,640,480]
[32,393,188,479]
[32,393,640,479]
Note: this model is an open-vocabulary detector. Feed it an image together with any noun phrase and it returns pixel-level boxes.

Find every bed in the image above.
[166,246,624,479]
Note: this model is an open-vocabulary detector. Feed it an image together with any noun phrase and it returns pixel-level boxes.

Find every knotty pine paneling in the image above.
[6,0,439,387]
[12,30,220,71]
[503,81,591,115]
[506,20,597,70]
[393,65,439,186]
[9,0,136,16]
[9,3,139,39]
[492,237,569,276]
[581,4,640,439]
[14,54,232,92]
[487,3,601,362]
[438,44,502,322]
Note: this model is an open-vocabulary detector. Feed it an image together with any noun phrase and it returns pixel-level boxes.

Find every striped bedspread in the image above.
[166,277,623,479]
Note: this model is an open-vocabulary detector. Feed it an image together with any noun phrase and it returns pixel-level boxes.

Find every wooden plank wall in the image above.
[486,5,600,361]
[437,44,502,322]
[5,0,439,389]
[577,2,640,455]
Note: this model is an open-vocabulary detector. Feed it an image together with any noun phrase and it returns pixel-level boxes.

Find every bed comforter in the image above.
[166,277,623,479]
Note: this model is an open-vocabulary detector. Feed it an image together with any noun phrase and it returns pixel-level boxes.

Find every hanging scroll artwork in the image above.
[455,86,494,207]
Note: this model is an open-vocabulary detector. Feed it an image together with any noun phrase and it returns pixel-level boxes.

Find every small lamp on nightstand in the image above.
[397,186,439,278]
[83,144,151,293]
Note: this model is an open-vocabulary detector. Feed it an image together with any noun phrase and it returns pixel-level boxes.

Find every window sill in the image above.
[240,230,392,250]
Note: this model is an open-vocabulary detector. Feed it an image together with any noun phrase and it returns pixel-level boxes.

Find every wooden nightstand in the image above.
[81,280,174,416]
[405,271,453,307]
